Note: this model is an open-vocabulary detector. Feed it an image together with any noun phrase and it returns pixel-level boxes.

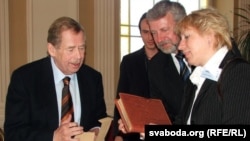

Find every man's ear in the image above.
[47,43,55,56]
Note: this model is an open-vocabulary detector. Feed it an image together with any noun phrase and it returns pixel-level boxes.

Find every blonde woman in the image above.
[175,8,250,124]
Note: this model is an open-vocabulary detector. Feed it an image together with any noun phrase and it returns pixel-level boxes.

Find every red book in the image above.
[115,93,172,133]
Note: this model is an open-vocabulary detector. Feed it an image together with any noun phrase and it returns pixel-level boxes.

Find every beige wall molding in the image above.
[0,0,9,128]
[26,0,79,62]
[94,0,116,116]
[26,0,34,62]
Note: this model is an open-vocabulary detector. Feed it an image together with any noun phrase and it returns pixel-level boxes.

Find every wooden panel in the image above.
[0,0,10,128]
[27,0,79,62]
[94,0,116,116]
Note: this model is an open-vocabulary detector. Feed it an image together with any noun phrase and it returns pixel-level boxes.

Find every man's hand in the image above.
[53,115,84,141]
[118,119,127,134]
[118,118,148,140]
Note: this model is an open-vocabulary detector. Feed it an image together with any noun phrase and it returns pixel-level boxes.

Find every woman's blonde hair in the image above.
[177,8,232,49]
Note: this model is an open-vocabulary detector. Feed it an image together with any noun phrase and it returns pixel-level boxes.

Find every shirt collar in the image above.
[203,46,228,72]
[190,46,228,85]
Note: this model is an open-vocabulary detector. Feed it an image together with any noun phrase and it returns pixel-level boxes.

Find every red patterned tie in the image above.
[61,77,74,122]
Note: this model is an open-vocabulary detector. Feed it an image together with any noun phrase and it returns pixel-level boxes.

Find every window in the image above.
[120,0,208,60]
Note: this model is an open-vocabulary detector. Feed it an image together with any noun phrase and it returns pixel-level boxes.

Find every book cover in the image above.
[115,93,171,133]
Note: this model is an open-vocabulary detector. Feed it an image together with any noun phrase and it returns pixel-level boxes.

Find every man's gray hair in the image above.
[147,0,187,23]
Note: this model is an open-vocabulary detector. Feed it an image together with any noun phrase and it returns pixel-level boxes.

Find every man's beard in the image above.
[157,40,178,54]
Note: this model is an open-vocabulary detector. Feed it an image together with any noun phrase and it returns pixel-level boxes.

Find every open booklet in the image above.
[75,117,113,141]
[115,93,172,133]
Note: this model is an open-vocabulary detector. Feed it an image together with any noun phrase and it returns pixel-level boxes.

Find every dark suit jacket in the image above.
[4,57,107,141]
[113,47,184,141]
[116,47,151,98]
[175,49,250,124]
[148,49,184,121]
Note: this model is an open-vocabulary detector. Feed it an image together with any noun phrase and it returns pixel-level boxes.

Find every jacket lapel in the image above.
[40,57,59,128]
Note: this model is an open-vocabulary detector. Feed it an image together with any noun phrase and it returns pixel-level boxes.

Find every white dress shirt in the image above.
[50,57,82,125]
[187,46,228,124]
